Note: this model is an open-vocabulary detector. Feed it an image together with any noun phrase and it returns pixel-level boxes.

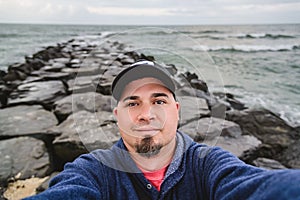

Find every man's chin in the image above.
[135,137,163,158]
[138,148,161,158]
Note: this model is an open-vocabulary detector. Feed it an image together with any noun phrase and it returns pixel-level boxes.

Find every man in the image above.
[26,60,300,199]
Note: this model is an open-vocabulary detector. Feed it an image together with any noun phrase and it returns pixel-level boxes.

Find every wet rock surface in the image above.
[0,37,299,198]
[0,105,58,138]
[0,137,50,186]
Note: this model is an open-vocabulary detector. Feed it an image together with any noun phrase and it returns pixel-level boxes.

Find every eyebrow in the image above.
[151,93,169,98]
[122,93,169,102]
[122,96,139,102]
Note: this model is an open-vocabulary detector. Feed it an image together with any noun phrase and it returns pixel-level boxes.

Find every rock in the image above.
[8,81,67,107]
[182,71,198,82]
[69,59,81,66]
[0,105,58,138]
[179,117,242,141]
[253,158,287,170]
[226,96,247,110]
[226,108,296,148]
[32,46,67,62]
[0,137,50,185]
[165,64,178,76]
[67,75,99,93]
[214,92,247,110]
[190,79,208,93]
[278,139,300,168]
[8,63,33,75]
[52,110,119,164]
[0,85,11,108]
[54,92,112,122]
[30,71,70,81]
[0,70,7,80]
[210,102,227,119]
[215,135,261,157]
[102,65,124,77]
[176,86,217,108]
[177,96,210,126]
[62,64,101,77]
[25,58,46,71]
[2,70,26,82]
[43,63,66,72]
[50,58,70,64]
[140,53,155,61]
[119,57,135,65]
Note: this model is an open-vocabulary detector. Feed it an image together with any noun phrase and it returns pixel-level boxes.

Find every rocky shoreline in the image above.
[0,37,299,199]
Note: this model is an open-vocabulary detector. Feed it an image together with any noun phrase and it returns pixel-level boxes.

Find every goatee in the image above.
[135,137,163,158]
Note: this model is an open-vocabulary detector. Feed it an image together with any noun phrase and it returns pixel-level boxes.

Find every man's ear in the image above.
[176,102,181,128]
[113,107,118,117]
[176,102,180,119]
[176,102,180,111]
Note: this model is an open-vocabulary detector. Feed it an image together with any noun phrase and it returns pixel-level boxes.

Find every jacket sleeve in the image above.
[199,146,300,200]
[23,153,106,200]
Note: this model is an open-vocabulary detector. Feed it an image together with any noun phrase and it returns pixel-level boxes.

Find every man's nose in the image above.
[137,103,155,122]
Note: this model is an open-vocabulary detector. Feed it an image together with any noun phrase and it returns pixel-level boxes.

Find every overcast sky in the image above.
[0,0,299,25]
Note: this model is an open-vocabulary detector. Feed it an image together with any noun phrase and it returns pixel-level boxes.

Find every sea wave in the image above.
[234,33,296,39]
[0,33,23,38]
[193,33,296,40]
[192,44,300,52]
[221,88,300,127]
[110,29,225,37]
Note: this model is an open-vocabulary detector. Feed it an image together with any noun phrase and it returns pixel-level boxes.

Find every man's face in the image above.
[113,77,180,158]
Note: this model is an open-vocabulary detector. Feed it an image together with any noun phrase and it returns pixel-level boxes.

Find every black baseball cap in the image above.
[111,60,176,101]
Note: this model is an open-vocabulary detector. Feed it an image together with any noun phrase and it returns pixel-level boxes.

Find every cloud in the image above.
[223,2,300,12]
[0,0,299,24]
[86,6,174,16]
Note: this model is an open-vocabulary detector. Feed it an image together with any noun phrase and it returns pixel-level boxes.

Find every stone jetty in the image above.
[0,36,299,199]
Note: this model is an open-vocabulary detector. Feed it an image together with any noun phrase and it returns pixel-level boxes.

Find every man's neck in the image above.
[129,137,177,172]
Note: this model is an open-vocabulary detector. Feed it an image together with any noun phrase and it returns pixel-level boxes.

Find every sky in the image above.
[0,0,299,25]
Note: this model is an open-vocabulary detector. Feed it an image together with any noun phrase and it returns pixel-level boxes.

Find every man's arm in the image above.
[198,146,300,199]
[24,153,106,200]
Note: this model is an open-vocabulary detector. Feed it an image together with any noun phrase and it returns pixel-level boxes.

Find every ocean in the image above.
[0,23,299,127]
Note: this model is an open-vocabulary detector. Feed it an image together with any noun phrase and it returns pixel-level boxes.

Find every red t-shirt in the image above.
[140,166,168,191]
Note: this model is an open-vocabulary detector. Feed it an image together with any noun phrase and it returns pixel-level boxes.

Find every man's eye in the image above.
[127,102,138,107]
[155,100,166,105]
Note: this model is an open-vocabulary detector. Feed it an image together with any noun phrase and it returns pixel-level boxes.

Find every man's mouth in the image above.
[132,127,161,136]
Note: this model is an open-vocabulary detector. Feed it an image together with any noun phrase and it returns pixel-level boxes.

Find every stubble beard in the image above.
[135,137,163,158]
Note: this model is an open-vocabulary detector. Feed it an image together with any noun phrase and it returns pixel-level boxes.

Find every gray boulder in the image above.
[0,137,50,185]
[179,117,261,157]
[215,135,261,157]
[0,105,58,138]
[62,65,102,77]
[30,70,70,81]
[8,81,66,106]
[54,92,113,122]
[278,139,300,168]
[67,75,99,93]
[177,96,210,126]
[52,110,119,164]
[226,108,296,148]
[179,117,242,141]
[253,157,287,170]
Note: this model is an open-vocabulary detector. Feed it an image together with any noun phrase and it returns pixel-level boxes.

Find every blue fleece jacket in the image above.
[25,132,300,200]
